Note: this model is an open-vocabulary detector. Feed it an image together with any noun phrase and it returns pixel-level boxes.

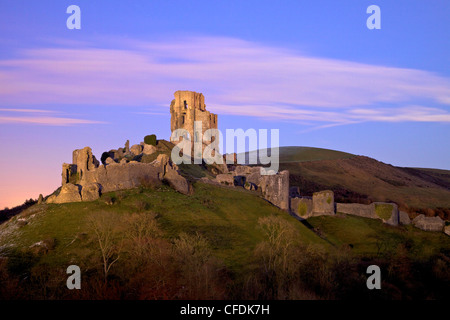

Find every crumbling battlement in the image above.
[170,90,218,157]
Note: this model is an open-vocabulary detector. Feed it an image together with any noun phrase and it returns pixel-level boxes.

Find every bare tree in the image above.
[89,212,123,283]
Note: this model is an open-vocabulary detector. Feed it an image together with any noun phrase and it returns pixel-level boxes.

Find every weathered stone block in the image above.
[216,173,234,185]
[62,163,77,185]
[105,157,116,165]
[374,202,399,226]
[260,170,289,211]
[143,144,156,155]
[170,91,218,156]
[399,211,411,225]
[336,203,376,219]
[81,183,101,202]
[52,183,81,204]
[82,162,162,193]
[412,214,445,232]
[312,190,335,216]
[130,144,143,156]
[291,197,313,218]
[73,147,99,180]
[164,168,191,195]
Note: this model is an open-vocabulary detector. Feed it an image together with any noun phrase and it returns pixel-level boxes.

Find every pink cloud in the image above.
[0,116,105,126]
[0,36,449,124]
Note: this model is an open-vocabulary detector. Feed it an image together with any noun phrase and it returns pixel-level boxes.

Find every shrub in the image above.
[134,200,150,212]
[102,195,116,205]
[144,134,157,146]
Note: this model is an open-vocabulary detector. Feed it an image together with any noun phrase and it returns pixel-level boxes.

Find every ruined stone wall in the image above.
[170,90,218,156]
[336,202,399,226]
[312,190,335,216]
[260,170,289,211]
[336,203,376,219]
[290,197,313,218]
[81,162,162,193]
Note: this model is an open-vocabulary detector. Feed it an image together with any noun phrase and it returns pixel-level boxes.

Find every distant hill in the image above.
[269,147,450,216]
[242,146,354,164]
[239,146,450,216]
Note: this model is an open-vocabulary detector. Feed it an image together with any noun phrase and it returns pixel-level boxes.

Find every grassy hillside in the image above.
[277,147,450,214]
[242,146,355,164]
[0,180,328,299]
[1,143,450,299]
[0,175,449,300]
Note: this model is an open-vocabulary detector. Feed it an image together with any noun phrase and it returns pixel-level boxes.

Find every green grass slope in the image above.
[307,214,450,259]
[0,177,449,299]
[0,181,325,277]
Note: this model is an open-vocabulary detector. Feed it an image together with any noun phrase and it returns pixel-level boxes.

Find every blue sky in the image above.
[0,0,449,208]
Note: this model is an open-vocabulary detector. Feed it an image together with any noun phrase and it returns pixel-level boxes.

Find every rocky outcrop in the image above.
[130,144,143,156]
[412,214,445,232]
[143,144,156,155]
[244,182,258,191]
[81,183,101,202]
[216,173,234,185]
[260,170,289,211]
[163,168,191,195]
[312,190,335,216]
[105,157,116,165]
[445,225,450,236]
[154,154,170,173]
[48,183,81,204]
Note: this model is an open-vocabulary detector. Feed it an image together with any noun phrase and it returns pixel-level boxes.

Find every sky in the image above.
[0,0,449,209]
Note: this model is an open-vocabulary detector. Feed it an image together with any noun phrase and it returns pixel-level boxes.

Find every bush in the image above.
[144,134,157,146]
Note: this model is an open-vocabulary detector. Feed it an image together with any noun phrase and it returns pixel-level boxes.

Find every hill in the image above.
[0,177,449,300]
[243,146,355,164]
[262,147,450,217]
[0,143,449,299]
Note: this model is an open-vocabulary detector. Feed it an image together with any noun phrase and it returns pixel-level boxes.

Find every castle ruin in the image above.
[170,90,218,158]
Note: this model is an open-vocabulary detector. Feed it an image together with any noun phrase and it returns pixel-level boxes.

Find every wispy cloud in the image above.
[0,116,105,126]
[1,36,449,127]
[0,108,106,126]
[0,108,53,113]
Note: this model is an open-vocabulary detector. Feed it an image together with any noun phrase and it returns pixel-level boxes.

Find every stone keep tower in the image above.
[170,90,218,157]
